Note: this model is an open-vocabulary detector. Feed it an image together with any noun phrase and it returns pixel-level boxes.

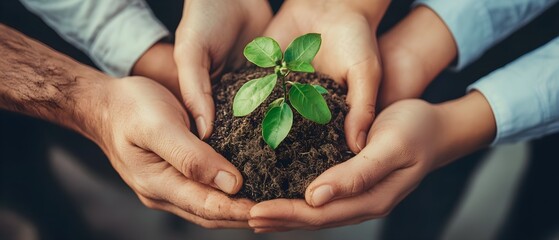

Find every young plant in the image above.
[233,33,331,149]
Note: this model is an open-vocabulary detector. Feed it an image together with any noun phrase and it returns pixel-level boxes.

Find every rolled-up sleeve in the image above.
[413,0,558,70]
[19,0,170,77]
[467,37,559,145]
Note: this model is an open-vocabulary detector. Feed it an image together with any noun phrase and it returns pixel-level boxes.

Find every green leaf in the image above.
[262,102,293,149]
[267,98,285,112]
[243,37,283,68]
[284,33,321,72]
[288,83,331,124]
[313,85,328,94]
[233,74,278,116]
[286,61,315,73]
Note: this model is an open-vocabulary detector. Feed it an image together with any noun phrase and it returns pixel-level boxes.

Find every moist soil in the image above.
[208,66,354,202]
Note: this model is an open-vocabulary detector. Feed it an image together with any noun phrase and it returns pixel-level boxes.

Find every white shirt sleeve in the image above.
[413,0,558,70]
[467,37,559,145]
[19,0,170,77]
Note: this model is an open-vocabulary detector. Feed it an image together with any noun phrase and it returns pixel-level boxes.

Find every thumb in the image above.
[344,56,381,153]
[175,43,215,140]
[150,123,242,194]
[305,131,400,207]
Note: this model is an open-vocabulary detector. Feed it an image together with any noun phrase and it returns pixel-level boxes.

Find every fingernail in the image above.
[214,171,237,194]
[311,185,334,207]
[356,131,367,152]
[196,116,207,139]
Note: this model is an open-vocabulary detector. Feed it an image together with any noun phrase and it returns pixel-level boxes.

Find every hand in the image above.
[264,0,390,153]
[0,24,253,228]
[132,42,181,100]
[249,92,496,232]
[174,0,272,139]
[377,6,457,108]
[94,77,254,228]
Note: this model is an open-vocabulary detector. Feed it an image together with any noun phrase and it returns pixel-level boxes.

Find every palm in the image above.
[265,2,379,85]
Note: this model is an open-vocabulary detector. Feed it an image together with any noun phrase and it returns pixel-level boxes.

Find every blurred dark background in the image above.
[1,0,558,239]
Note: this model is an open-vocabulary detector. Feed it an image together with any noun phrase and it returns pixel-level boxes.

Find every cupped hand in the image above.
[249,91,496,232]
[174,0,273,139]
[249,99,447,232]
[264,0,390,153]
[95,77,254,228]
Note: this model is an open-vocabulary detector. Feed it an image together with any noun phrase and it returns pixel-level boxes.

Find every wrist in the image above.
[348,0,391,25]
[66,65,114,146]
[0,24,113,144]
[132,42,180,98]
[433,91,496,168]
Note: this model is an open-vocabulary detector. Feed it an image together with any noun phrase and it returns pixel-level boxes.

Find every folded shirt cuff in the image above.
[466,63,557,146]
[90,5,169,77]
[412,0,493,71]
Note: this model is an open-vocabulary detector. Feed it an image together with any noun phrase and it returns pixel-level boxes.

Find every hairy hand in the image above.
[96,77,254,228]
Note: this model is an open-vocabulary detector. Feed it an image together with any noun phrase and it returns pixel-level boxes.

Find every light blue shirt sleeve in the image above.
[19,0,170,77]
[467,37,559,145]
[413,0,558,70]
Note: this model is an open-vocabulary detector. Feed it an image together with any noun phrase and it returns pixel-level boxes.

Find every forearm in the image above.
[432,91,496,168]
[413,0,557,70]
[380,6,457,87]
[0,24,109,141]
[20,0,169,77]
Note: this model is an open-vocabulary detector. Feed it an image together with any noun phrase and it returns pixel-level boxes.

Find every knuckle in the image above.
[138,196,159,210]
[370,201,394,217]
[347,101,376,120]
[133,177,156,199]
[202,191,235,221]
[142,115,168,136]
[182,90,213,112]
[197,220,219,229]
[178,148,202,179]
[359,103,376,120]
[349,173,368,195]
[307,217,326,228]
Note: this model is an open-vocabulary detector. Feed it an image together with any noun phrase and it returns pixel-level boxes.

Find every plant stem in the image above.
[276,62,290,101]
[281,76,287,100]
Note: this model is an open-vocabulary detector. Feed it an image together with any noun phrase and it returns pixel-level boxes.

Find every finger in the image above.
[251,215,370,231]
[249,218,301,229]
[175,41,215,140]
[148,122,243,194]
[151,168,254,221]
[251,168,423,229]
[254,227,292,233]
[344,54,381,153]
[138,195,250,229]
[250,198,372,230]
[304,129,409,207]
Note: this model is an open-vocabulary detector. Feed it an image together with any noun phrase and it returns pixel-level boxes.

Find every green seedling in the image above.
[233,33,331,149]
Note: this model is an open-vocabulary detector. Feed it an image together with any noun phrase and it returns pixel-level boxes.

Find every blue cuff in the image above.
[467,37,559,145]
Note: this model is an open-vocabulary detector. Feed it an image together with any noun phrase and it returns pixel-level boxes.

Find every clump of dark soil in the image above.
[208,66,354,202]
